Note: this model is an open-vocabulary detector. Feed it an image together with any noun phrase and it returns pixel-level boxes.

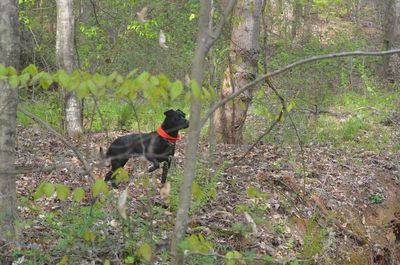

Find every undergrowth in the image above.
[249,88,399,154]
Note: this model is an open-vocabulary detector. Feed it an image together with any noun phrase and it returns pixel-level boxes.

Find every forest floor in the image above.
[7,124,400,264]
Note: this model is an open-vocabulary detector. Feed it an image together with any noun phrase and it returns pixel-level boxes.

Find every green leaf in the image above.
[180,234,213,253]
[92,179,109,197]
[92,73,106,88]
[103,260,111,265]
[7,66,17,76]
[65,70,81,90]
[192,181,201,201]
[261,255,275,262]
[149,76,159,86]
[19,73,30,87]
[43,182,55,198]
[77,81,90,98]
[225,251,243,265]
[23,64,38,76]
[58,255,68,265]
[9,75,19,89]
[114,168,129,185]
[56,184,70,201]
[136,243,152,262]
[33,182,46,200]
[190,80,202,101]
[39,72,52,89]
[126,69,138,79]
[124,256,135,264]
[72,187,85,202]
[56,70,69,88]
[225,251,236,265]
[246,186,258,198]
[136,71,150,84]
[82,230,96,242]
[287,100,296,112]
[189,13,196,21]
[0,64,6,76]
[170,80,183,100]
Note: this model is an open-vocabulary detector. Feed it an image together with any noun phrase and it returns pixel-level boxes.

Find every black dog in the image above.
[104,109,189,186]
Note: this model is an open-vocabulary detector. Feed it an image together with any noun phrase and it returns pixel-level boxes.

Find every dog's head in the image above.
[162,109,189,131]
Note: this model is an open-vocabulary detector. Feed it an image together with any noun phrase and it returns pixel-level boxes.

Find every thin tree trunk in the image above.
[0,0,19,246]
[291,0,303,41]
[382,0,400,79]
[170,3,211,263]
[56,0,83,136]
[171,1,237,263]
[214,0,262,144]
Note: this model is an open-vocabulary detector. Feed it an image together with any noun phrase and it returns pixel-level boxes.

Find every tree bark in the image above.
[171,1,237,263]
[382,0,400,79]
[56,0,83,136]
[0,0,19,246]
[214,0,262,144]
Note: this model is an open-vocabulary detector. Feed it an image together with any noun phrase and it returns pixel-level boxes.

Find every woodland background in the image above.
[0,0,400,264]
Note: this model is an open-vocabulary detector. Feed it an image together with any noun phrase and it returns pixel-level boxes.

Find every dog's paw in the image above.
[160,182,171,205]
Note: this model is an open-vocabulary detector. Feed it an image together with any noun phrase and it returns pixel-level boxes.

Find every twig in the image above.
[233,109,283,165]
[89,0,101,26]
[18,106,96,182]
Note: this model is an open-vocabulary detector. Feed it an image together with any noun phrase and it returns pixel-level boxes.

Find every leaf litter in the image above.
[6,125,400,264]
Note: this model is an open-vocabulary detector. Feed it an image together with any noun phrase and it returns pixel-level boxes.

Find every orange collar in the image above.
[157,127,180,142]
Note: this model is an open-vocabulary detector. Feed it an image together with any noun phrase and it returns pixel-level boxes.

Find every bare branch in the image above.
[18,107,96,182]
[201,49,400,127]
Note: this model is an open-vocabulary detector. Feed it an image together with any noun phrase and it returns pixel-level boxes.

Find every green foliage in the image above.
[169,162,221,213]
[235,186,270,218]
[369,194,384,204]
[56,184,70,201]
[92,179,109,197]
[179,234,213,253]
[72,187,85,202]
[225,250,244,265]
[136,242,152,263]
[229,222,249,237]
[113,168,130,185]
[299,216,326,259]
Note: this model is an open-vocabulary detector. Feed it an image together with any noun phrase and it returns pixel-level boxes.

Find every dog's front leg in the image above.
[148,161,160,172]
[161,156,172,184]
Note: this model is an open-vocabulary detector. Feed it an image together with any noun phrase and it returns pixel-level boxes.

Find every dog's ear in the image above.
[164,109,175,116]
[176,109,185,116]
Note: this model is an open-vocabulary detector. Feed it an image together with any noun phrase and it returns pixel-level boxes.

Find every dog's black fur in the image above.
[104,109,189,186]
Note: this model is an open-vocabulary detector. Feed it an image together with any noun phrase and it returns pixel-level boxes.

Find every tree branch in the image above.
[18,107,96,182]
[201,49,400,127]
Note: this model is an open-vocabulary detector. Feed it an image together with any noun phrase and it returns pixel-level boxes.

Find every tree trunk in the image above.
[171,1,237,263]
[382,0,400,79]
[56,0,83,136]
[291,0,303,41]
[0,0,19,246]
[214,0,262,144]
